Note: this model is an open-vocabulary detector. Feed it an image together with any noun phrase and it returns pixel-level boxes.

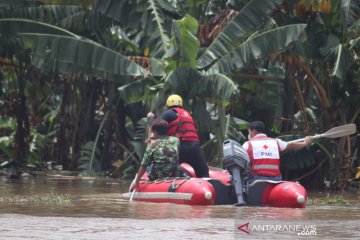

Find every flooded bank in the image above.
[0,175,359,239]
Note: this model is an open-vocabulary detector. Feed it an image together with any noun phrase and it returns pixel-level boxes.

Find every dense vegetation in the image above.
[0,0,359,190]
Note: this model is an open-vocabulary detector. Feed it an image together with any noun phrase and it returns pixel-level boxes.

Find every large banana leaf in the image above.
[206,24,308,74]
[0,18,78,37]
[156,0,182,19]
[0,4,115,35]
[0,0,93,9]
[148,0,170,49]
[197,0,283,69]
[92,0,172,56]
[341,0,360,30]
[118,67,239,109]
[118,78,160,104]
[166,67,238,103]
[0,0,26,11]
[58,8,113,33]
[165,67,202,99]
[0,5,83,22]
[92,0,141,28]
[331,44,352,83]
[166,14,200,69]
[192,74,239,105]
[20,33,147,78]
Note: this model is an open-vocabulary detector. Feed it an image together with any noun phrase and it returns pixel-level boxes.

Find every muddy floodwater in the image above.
[0,174,359,240]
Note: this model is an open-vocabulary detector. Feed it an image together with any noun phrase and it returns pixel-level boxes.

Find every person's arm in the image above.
[129,144,152,192]
[129,165,146,192]
[285,136,313,151]
[147,109,177,123]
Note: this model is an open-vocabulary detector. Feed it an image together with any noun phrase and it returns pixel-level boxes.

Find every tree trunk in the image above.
[57,81,70,170]
[14,66,30,168]
[282,61,297,131]
[101,83,117,171]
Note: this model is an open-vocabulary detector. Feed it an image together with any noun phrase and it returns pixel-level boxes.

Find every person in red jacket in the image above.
[147,94,209,178]
[242,121,312,182]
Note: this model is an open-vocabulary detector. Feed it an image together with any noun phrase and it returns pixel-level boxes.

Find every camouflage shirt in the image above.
[141,136,180,180]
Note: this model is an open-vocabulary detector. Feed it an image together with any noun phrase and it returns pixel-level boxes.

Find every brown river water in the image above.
[0,174,359,240]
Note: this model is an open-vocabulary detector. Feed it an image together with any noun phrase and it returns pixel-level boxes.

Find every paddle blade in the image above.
[130,189,136,202]
[287,123,357,143]
[320,123,357,139]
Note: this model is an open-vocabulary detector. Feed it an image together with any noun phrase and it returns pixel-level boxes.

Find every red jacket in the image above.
[247,135,281,177]
[167,108,199,142]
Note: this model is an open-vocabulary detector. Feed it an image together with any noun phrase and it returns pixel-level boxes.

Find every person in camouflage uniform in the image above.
[142,134,180,180]
[129,118,180,192]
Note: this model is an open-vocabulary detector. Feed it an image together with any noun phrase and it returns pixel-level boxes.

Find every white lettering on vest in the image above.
[251,140,279,160]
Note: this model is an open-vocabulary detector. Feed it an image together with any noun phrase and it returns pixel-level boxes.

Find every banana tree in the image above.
[113,0,309,166]
[267,0,360,189]
[0,1,159,174]
[0,1,151,174]
[0,15,150,175]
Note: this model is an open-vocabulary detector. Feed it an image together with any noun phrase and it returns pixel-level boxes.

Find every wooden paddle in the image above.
[129,119,152,202]
[129,188,136,202]
[129,173,138,202]
[287,123,357,143]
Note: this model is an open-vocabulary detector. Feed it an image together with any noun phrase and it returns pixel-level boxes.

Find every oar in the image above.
[129,188,136,202]
[129,116,152,202]
[129,173,138,202]
[287,123,357,143]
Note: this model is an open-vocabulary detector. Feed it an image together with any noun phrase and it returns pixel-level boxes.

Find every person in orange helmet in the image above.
[147,94,209,178]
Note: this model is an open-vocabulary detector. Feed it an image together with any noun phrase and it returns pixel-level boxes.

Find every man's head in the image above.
[248,121,265,139]
[166,94,183,108]
[151,118,168,136]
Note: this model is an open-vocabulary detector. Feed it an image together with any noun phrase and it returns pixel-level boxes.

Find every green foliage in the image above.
[127,118,148,161]
[278,134,316,171]
[0,116,17,131]
[118,78,161,104]
[0,136,15,161]
[20,32,147,78]
[77,141,101,176]
[166,14,200,69]
[294,108,319,125]
[27,131,51,165]
[0,18,78,37]
[92,0,173,56]
[166,67,238,103]
[0,192,71,204]
[226,117,248,143]
[309,195,346,205]
[197,0,284,69]
[0,5,83,23]
[325,195,346,205]
[148,0,170,50]
[206,24,308,74]
[0,117,16,163]
[0,0,358,183]
[110,25,140,53]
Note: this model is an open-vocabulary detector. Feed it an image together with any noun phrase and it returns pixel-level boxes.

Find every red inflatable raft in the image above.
[132,177,215,205]
[128,163,308,208]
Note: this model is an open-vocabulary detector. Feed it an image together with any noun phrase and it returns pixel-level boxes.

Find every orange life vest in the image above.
[247,135,281,177]
[167,108,199,142]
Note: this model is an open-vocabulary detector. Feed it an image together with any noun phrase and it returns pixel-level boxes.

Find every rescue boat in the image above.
[130,177,215,205]
[128,163,307,208]
[127,140,308,208]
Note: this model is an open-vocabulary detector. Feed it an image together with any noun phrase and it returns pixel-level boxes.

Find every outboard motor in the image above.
[222,139,250,206]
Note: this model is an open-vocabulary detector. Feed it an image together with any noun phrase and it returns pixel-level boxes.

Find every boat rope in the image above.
[139,177,190,193]
[168,177,188,192]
